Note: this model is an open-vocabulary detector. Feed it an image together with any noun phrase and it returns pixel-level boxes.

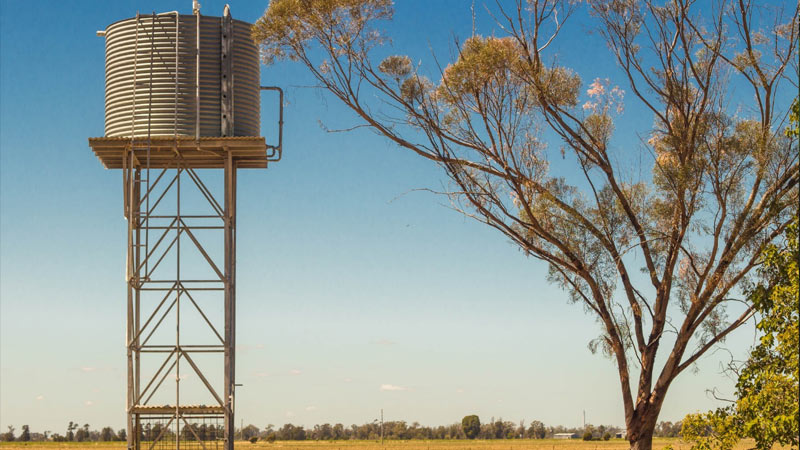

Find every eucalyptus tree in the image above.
[682,217,798,450]
[253,1,799,449]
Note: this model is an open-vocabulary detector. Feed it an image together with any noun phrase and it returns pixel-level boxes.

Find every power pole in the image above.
[380,409,384,445]
[583,410,586,431]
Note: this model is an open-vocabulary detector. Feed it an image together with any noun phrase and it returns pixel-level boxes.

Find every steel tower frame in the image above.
[90,8,282,449]
[124,150,236,449]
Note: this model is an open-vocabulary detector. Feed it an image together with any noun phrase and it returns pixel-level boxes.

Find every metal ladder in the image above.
[129,12,180,274]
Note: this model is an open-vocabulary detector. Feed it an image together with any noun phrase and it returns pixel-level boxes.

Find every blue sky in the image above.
[0,0,781,434]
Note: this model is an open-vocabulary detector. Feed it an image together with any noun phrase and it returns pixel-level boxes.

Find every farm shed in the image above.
[554,433,579,439]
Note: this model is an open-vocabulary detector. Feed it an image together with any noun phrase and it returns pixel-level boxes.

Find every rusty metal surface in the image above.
[88,136,269,169]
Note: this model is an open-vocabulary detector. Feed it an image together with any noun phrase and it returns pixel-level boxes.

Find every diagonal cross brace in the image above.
[181,350,224,406]
[180,219,225,281]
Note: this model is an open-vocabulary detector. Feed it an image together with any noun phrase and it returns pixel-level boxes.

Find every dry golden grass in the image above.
[0,438,769,450]
[237,438,763,450]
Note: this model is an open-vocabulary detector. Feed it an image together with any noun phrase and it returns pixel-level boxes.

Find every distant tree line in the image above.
[242,418,686,442]
[0,418,684,442]
[0,421,126,442]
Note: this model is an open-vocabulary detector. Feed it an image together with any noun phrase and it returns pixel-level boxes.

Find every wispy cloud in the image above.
[289,369,302,376]
[255,371,269,378]
[305,406,317,411]
[80,367,96,373]
[285,411,295,418]
[85,400,94,406]
[343,378,353,383]
[380,384,409,392]
[456,388,465,394]
[370,339,396,346]
[35,395,44,401]
[236,343,265,353]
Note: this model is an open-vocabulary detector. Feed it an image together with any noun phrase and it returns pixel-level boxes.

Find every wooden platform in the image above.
[88,136,270,169]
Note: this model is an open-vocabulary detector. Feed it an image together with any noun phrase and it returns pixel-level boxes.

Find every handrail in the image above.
[260,86,283,162]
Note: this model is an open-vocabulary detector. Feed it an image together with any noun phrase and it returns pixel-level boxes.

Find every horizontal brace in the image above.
[146,215,224,219]
[137,279,225,284]
[139,349,224,353]
[138,288,224,291]
[136,226,224,230]
[141,345,225,348]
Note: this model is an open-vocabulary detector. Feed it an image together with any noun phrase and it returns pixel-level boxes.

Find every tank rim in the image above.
[103,12,253,33]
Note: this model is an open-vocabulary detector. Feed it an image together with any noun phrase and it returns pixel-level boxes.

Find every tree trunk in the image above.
[630,427,655,450]
[628,407,660,450]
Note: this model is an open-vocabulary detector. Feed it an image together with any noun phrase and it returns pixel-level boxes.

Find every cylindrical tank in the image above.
[103,11,259,138]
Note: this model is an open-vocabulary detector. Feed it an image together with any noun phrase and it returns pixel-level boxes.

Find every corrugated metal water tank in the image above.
[103,12,259,137]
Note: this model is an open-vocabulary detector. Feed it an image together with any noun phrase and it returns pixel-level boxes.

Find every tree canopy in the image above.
[462,415,481,440]
[254,1,799,449]
[682,216,798,450]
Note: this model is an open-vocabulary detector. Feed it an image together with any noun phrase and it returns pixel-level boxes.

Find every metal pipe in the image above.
[221,7,233,137]
[260,86,283,162]
[174,11,180,139]
[195,10,201,140]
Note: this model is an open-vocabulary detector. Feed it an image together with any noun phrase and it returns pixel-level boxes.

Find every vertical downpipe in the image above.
[195,7,201,139]
[221,5,233,137]
[173,12,180,140]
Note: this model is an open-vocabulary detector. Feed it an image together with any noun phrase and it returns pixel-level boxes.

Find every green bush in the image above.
[249,436,258,444]
[266,432,277,443]
[583,431,593,441]
[603,432,611,441]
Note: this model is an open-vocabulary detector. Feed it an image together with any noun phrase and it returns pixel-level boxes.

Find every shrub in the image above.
[249,436,258,444]
[603,432,611,441]
[583,431,593,441]
[266,433,276,443]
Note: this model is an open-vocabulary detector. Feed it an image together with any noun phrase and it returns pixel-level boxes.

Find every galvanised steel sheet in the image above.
[103,12,260,138]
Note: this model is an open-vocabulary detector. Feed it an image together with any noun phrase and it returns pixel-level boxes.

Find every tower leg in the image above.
[125,159,139,450]
[224,152,237,450]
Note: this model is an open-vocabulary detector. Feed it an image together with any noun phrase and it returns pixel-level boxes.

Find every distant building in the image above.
[616,431,627,439]
[554,433,579,439]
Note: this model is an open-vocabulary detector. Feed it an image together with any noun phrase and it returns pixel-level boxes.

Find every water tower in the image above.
[88,3,281,449]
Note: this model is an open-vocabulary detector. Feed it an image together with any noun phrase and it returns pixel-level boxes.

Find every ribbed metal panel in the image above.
[103,13,260,138]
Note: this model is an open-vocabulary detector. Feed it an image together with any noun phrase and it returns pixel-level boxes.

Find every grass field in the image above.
[0,438,769,450]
